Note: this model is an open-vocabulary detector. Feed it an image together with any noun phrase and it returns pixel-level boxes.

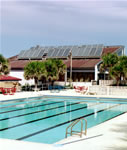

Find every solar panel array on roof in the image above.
[47,48,54,57]
[63,48,70,57]
[95,44,103,56]
[71,46,78,56]
[36,49,45,59]
[52,48,59,57]
[56,49,64,57]
[18,44,104,59]
[18,50,26,59]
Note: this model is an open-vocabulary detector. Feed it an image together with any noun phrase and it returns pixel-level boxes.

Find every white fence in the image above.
[99,80,114,86]
[89,85,127,96]
[55,81,92,87]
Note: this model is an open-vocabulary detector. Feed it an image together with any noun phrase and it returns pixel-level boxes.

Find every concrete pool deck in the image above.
[0,89,127,150]
[1,89,127,101]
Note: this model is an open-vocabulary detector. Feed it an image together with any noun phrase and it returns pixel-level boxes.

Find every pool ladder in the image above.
[65,118,87,138]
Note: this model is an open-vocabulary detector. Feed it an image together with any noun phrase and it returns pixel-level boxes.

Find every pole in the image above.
[70,51,72,86]
[64,70,67,86]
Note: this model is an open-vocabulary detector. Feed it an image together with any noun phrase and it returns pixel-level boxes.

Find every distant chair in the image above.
[1,88,8,95]
[74,86,81,92]
[1,87,16,95]
[80,86,88,94]
[74,86,88,93]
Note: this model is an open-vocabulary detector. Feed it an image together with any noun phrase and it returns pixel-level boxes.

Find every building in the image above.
[9,44,125,85]
[0,75,21,90]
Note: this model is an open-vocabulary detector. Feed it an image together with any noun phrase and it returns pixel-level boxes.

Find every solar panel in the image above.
[29,47,38,59]
[62,48,70,57]
[37,49,45,58]
[43,47,49,54]
[57,49,65,57]
[47,48,55,57]
[89,47,96,56]
[95,45,103,56]
[77,46,85,56]
[77,46,85,57]
[34,49,43,59]
[23,49,32,59]
[30,50,38,58]
[52,48,59,57]
[18,50,26,59]
[47,49,53,57]
[71,46,79,56]
[83,45,91,56]
[55,49,61,57]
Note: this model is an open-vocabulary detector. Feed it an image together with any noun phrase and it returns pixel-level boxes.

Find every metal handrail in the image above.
[65,118,87,138]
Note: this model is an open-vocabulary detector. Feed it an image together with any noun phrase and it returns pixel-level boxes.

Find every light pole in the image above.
[69,51,72,86]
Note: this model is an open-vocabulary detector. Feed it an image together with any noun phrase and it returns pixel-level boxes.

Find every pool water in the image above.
[0,96,127,144]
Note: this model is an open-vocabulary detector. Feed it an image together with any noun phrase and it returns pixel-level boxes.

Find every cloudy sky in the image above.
[0,0,127,58]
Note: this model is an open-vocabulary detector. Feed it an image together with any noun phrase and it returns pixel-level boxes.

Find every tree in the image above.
[100,53,127,86]
[24,61,46,90]
[44,59,66,85]
[44,59,58,83]
[24,59,67,89]
[119,56,127,80]
[51,59,66,76]
[0,54,9,75]
[101,53,118,72]
[110,63,123,86]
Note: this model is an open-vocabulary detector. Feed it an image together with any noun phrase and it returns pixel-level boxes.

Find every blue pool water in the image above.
[0,96,127,144]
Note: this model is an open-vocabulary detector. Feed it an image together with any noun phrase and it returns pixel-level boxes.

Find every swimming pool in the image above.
[0,96,127,144]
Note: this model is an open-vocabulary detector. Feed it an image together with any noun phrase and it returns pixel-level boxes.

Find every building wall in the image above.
[0,81,20,91]
[10,70,34,85]
[67,69,95,82]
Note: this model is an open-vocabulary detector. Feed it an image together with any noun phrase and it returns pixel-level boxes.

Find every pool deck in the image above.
[0,89,127,150]
[1,89,127,101]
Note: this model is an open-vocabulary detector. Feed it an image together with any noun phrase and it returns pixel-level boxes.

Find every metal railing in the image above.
[65,118,87,138]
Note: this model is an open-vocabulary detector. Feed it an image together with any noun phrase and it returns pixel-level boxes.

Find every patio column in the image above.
[94,64,98,81]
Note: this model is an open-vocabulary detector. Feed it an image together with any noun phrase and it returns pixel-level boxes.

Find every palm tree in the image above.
[24,61,46,90]
[45,59,66,85]
[44,59,58,84]
[111,56,127,85]
[110,63,123,86]
[51,59,66,76]
[119,56,127,80]
[100,53,127,86]
[101,53,118,72]
[0,54,9,75]
[100,53,119,80]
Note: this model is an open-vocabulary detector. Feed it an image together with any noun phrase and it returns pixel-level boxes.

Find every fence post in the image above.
[107,86,109,95]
